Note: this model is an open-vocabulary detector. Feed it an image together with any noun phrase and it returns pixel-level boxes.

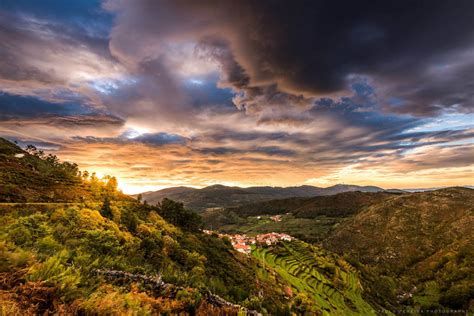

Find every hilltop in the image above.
[138,183,385,211]
[0,138,130,203]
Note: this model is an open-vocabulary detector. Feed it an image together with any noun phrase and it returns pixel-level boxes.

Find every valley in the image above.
[204,213,339,243]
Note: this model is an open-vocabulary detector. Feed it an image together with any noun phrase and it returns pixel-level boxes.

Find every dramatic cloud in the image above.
[0,0,472,192]
[107,0,474,115]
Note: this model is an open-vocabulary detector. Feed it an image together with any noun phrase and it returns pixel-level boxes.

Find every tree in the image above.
[158,198,202,232]
[25,144,37,155]
[82,170,89,180]
[89,173,101,198]
[105,176,118,195]
[121,208,139,232]
[100,197,113,219]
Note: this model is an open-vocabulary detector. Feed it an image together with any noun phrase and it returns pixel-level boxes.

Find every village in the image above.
[203,230,294,255]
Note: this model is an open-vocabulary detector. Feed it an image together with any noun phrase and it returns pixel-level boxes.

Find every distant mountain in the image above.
[324,187,474,310]
[138,183,385,211]
[403,185,473,192]
[225,191,395,218]
[385,188,408,193]
[316,184,384,195]
[138,186,197,199]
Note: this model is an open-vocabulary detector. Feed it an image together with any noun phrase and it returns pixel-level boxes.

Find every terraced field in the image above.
[252,240,385,315]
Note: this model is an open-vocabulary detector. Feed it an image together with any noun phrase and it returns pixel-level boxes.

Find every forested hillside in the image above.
[324,188,474,312]
[226,191,395,217]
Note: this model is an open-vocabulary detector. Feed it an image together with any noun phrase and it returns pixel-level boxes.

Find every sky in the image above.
[0,0,472,194]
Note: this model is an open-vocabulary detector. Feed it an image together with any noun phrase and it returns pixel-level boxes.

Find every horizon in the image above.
[107,176,473,195]
[0,1,473,193]
[128,183,474,196]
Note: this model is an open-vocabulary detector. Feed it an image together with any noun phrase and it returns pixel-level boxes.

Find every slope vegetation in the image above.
[324,188,474,311]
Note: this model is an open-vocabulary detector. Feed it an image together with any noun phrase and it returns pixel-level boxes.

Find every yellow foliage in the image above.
[111,205,121,222]
[121,230,135,243]
[81,284,187,315]
[147,211,179,234]
[81,209,106,226]
[50,208,66,222]
[137,223,154,235]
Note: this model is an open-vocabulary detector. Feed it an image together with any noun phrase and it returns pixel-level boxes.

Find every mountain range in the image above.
[138,183,389,211]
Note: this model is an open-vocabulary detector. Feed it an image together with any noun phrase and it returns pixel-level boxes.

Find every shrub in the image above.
[28,251,82,301]
[0,241,33,272]
[8,213,49,246]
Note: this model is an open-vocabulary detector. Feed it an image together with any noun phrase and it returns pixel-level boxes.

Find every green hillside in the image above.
[324,188,474,312]
[1,201,295,314]
[252,240,386,315]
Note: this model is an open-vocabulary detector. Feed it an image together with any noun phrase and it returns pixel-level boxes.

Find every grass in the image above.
[251,240,388,315]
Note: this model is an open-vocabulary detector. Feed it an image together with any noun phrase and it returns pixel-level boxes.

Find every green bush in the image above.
[28,251,82,301]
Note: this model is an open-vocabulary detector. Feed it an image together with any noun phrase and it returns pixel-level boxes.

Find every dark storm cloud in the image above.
[196,36,250,90]
[0,0,472,189]
[380,53,474,116]
[108,0,474,116]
